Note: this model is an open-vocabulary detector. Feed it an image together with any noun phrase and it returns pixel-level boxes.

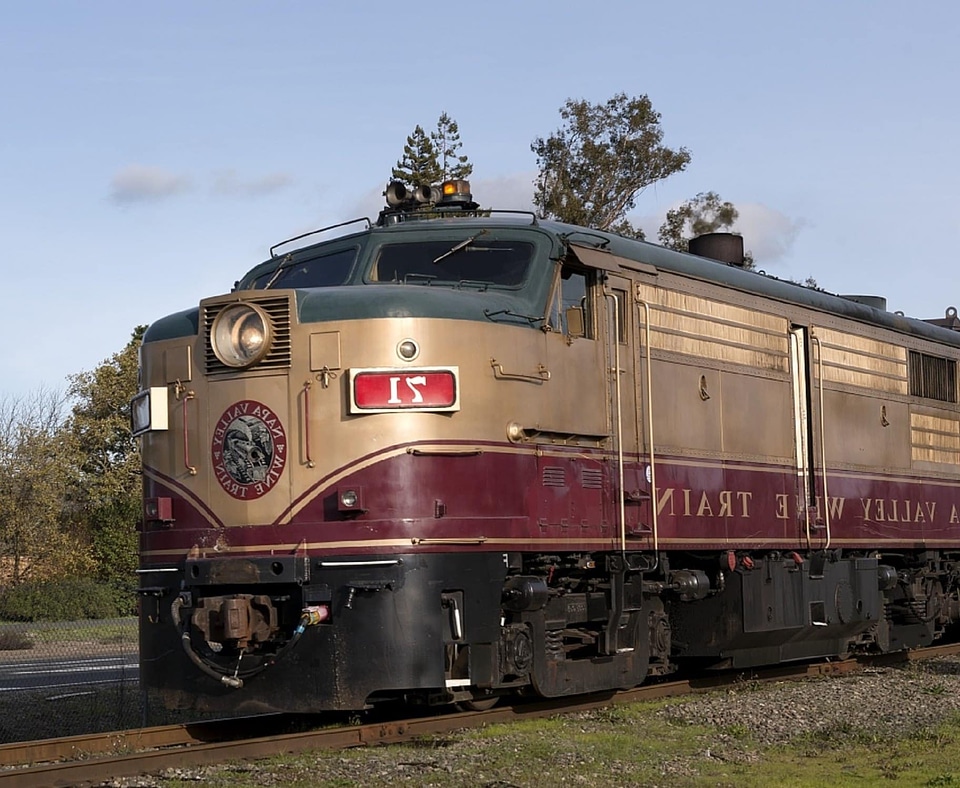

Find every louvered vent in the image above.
[581,469,603,489]
[203,295,293,376]
[542,467,566,487]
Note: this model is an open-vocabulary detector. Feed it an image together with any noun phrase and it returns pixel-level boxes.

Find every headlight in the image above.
[211,303,271,368]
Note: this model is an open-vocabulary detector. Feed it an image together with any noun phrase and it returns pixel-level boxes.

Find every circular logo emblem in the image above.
[211,400,287,499]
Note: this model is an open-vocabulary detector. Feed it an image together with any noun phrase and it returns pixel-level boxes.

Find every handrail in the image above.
[810,332,831,549]
[302,381,315,469]
[181,390,197,476]
[604,290,626,554]
[789,330,812,549]
[490,358,551,383]
[636,298,658,555]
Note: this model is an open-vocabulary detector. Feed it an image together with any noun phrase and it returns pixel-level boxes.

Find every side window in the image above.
[611,288,627,343]
[550,265,593,338]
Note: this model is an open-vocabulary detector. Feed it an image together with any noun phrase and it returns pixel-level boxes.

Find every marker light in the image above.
[397,339,420,361]
[131,387,169,436]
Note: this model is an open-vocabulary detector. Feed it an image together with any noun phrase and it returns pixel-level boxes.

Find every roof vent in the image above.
[688,233,744,266]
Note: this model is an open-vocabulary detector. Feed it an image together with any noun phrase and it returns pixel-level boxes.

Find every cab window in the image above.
[250,247,359,289]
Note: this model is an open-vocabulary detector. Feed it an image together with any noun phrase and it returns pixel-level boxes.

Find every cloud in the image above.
[472,172,536,212]
[731,203,806,264]
[212,170,293,197]
[109,165,192,203]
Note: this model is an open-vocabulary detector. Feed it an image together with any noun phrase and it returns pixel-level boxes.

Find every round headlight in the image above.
[212,303,271,368]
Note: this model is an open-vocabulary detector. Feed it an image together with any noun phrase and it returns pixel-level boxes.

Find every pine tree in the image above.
[431,112,473,181]
[391,125,442,188]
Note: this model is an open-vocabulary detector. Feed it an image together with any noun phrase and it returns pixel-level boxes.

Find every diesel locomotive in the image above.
[134,179,960,714]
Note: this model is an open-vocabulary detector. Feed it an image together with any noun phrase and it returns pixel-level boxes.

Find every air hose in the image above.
[170,598,324,690]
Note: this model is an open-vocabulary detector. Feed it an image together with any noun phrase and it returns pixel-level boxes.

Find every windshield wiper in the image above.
[262,254,293,289]
[432,230,488,264]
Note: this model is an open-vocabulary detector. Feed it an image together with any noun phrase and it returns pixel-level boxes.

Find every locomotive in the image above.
[134,179,960,714]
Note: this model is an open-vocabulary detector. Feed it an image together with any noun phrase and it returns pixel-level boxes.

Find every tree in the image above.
[0,388,94,586]
[431,112,473,181]
[657,191,755,268]
[531,93,691,237]
[65,326,146,597]
[391,113,473,188]
[391,124,442,188]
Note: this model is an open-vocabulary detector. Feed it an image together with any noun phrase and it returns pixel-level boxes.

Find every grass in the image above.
[0,617,137,647]
[152,698,960,787]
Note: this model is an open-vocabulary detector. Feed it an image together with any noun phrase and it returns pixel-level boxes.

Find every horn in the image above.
[384,181,408,208]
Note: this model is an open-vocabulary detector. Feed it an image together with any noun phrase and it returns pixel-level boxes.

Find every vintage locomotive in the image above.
[134,179,960,713]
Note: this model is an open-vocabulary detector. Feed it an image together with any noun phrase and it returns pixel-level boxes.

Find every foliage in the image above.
[531,93,691,237]
[658,191,756,268]
[0,576,123,620]
[391,113,473,188]
[65,326,146,592]
[431,112,473,181]
[0,388,95,585]
[391,124,442,188]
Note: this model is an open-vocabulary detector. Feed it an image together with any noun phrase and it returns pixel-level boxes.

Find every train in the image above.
[133,178,960,714]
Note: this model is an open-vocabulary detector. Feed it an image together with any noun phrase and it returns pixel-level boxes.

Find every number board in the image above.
[349,367,460,413]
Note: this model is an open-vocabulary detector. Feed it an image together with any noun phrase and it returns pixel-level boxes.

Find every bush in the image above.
[0,630,34,650]
[0,577,124,621]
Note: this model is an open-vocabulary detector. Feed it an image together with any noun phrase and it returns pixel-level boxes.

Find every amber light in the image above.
[441,179,469,197]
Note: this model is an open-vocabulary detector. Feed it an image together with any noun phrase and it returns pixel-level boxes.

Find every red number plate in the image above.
[352,369,458,411]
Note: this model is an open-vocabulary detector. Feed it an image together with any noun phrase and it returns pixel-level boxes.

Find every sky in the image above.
[2,1,958,399]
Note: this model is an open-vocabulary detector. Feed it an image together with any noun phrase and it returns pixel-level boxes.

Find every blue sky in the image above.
[2,1,958,398]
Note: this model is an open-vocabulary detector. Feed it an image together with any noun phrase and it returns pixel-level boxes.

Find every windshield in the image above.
[248,247,359,289]
[369,238,534,288]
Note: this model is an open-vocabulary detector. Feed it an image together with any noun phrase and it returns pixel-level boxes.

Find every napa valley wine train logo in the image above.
[211,400,287,499]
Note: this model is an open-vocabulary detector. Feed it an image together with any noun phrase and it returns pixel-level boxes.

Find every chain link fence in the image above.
[0,617,145,743]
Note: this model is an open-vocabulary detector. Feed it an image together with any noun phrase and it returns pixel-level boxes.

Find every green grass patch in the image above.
[150,699,960,788]
[10,617,137,646]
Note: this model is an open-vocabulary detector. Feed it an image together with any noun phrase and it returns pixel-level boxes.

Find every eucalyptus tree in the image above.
[531,93,691,238]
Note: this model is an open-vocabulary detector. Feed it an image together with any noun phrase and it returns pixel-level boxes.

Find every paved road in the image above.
[0,652,139,693]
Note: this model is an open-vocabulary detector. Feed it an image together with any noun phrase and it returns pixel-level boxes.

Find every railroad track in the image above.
[4,643,959,788]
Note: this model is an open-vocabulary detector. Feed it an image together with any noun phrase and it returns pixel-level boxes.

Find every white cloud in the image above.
[109,165,192,203]
[472,172,536,213]
[212,170,293,197]
[732,203,806,264]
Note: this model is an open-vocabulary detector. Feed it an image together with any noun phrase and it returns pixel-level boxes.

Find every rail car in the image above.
[134,179,960,714]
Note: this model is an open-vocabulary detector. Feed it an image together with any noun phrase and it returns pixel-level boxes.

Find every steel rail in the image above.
[4,643,960,787]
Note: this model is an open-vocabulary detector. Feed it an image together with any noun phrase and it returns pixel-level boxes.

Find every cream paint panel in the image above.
[823,391,911,468]
[650,361,722,454]
[309,331,341,371]
[163,345,192,384]
[542,330,608,437]
[719,372,794,460]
